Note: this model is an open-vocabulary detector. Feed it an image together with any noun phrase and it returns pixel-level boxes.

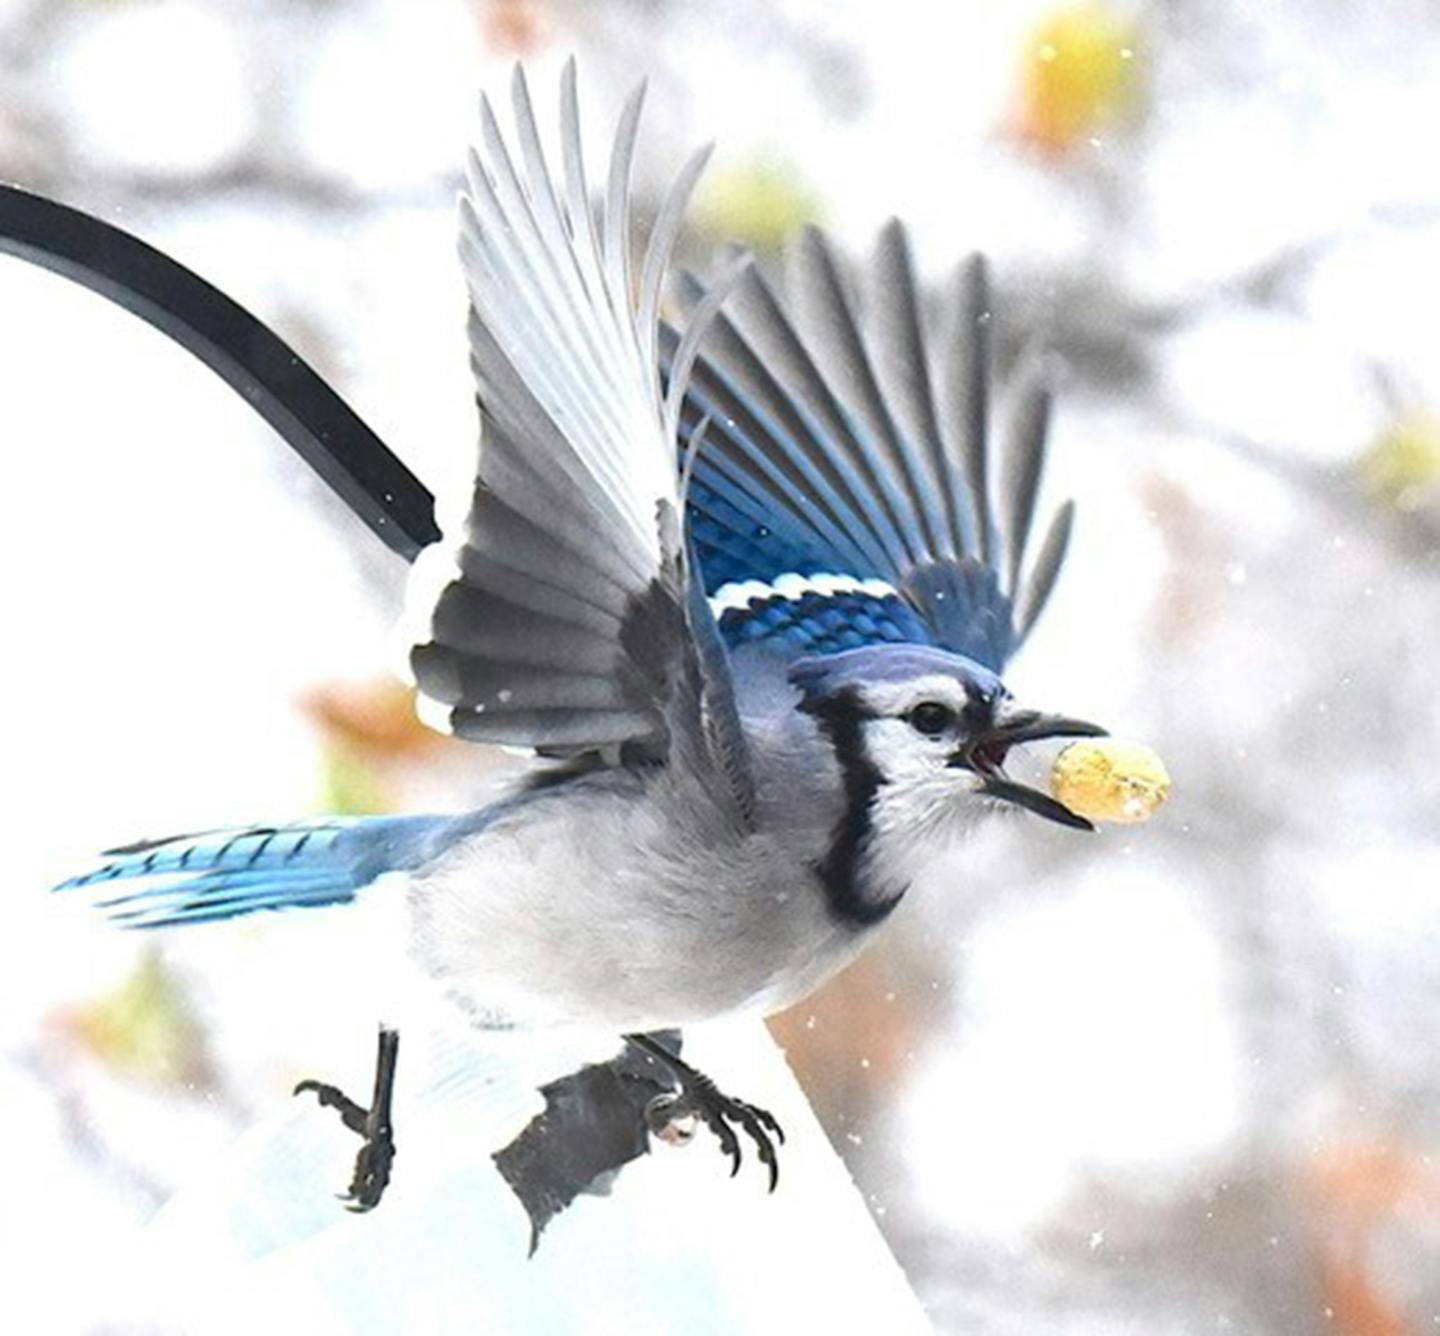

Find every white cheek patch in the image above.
[865,752,987,871]
[862,718,987,846]
[708,571,899,616]
[862,717,953,780]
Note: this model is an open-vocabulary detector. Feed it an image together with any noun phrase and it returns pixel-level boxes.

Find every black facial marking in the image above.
[960,686,998,736]
[800,688,906,928]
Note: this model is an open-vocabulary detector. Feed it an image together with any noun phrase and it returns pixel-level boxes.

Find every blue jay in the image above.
[56,63,1105,1208]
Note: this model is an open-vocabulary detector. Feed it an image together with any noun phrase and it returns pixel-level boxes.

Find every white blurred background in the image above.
[4,0,1440,1331]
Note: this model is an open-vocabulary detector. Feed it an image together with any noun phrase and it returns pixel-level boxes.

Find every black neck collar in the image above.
[804,692,907,927]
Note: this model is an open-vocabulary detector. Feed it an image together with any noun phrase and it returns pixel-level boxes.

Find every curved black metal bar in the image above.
[0,182,439,562]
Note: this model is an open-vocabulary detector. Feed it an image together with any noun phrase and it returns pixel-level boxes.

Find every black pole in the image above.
[0,182,439,562]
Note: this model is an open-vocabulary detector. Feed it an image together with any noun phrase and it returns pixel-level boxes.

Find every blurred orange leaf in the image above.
[1300,1135,1440,1336]
[1318,1251,1407,1336]
[302,678,444,762]
[1305,1136,1440,1226]
[480,0,550,57]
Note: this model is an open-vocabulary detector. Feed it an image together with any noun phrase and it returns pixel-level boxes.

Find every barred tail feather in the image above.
[53,816,450,930]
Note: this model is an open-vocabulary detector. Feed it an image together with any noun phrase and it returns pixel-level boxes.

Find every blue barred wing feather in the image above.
[672,222,1075,673]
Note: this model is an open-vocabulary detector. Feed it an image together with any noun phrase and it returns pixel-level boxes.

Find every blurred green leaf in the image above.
[68,947,210,1089]
[693,158,822,254]
[1358,417,1440,511]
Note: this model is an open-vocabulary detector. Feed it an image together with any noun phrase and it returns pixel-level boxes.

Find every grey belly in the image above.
[400,805,862,1032]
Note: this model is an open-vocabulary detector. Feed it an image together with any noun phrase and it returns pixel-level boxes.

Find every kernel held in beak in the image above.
[1050,739,1171,824]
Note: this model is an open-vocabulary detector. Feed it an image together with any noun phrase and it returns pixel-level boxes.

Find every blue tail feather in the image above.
[54,815,452,929]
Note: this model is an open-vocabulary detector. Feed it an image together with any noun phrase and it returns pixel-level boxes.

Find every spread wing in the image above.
[671,223,1074,674]
[408,64,745,791]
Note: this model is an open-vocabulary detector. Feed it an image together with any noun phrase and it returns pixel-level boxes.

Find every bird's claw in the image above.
[293,1027,399,1211]
[341,1122,396,1212]
[294,1076,396,1210]
[644,1066,785,1192]
[292,1077,368,1133]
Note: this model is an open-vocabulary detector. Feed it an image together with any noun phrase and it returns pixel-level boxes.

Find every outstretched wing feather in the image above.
[870,220,973,558]
[684,269,912,576]
[940,253,996,564]
[998,349,1053,598]
[675,222,1075,671]
[408,62,744,790]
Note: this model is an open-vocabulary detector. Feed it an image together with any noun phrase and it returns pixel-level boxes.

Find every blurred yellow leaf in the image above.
[1013,3,1143,154]
[66,948,209,1089]
[693,159,822,254]
[1357,416,1440,511]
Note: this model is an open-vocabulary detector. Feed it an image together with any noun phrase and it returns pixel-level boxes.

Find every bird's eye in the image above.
[909,702,954,736]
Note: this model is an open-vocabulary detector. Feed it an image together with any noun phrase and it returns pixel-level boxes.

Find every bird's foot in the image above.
[294,1026,399,1211]
[627,1034,785,1191]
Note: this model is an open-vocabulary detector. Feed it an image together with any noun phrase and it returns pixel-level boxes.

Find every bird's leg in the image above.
[294,1025,399,1211]
[624,1032,785,1191]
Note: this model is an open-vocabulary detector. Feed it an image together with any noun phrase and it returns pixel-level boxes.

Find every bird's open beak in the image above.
[948,710,1108,830]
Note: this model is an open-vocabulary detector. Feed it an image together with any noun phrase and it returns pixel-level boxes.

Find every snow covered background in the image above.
[3,0,1440,1330]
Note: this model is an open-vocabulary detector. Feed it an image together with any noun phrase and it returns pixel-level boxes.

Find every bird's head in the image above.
[790,644,1105,920]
